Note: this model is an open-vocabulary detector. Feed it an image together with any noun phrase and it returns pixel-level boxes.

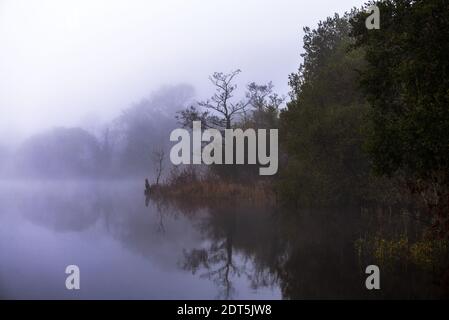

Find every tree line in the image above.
[175,0,449,235]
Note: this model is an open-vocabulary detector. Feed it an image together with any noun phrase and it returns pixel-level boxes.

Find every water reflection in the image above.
[149,193,448,299]
[182,208,244,300]
[0,181,445,299]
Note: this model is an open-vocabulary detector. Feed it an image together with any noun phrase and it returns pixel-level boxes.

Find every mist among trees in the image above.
[1,84,194,179]
[1,0,449,299]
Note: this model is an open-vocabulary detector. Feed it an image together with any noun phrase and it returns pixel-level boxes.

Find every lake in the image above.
[0,180,444,299]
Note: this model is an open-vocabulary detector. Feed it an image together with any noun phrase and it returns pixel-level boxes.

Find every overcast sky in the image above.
[0,0,365,144]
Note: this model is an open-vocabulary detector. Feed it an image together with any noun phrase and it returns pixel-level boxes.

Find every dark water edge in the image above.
[0,180,447,299]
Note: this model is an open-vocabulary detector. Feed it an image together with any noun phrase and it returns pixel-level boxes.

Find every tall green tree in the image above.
[279,13,372,207]
[351,0,449,230]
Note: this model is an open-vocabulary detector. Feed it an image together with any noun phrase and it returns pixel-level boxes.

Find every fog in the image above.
[0,0,365,178]
[2,1,446,300]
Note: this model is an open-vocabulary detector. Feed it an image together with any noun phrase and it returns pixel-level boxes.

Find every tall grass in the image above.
[149,167,276,206]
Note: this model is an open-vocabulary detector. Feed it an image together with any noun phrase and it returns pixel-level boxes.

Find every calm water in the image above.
[0,180,444,299]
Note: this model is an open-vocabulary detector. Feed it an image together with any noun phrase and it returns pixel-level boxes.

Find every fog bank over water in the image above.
[0,84,194,179]
[1,0,448,301]
[0,0,365,142]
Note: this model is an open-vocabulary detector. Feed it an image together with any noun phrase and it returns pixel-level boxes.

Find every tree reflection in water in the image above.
[181,207,242,299]
[150,193,449,299]
[11,181,447,299]
[147,194,281,299]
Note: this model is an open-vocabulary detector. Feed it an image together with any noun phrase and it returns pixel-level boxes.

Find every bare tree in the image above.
[152,147,165,185]
[247,82,284,110]
[177,70,251,130]
[200,70,250,129]
[176,105,225,130]
[246,82,285,129]
[246,82,274,110]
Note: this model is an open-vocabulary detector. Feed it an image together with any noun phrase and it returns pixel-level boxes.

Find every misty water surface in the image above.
[0,180,443,299]
[0,180,280,299]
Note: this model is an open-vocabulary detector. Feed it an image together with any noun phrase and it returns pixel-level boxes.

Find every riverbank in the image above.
[148,175,276,206]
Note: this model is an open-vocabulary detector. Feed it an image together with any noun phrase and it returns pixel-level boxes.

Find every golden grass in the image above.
[151,179,276,206]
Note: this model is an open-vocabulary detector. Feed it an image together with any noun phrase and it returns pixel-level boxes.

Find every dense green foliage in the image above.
[278,14,373,207]
[278,0,449,215]
[351,0,449,182]
[350,0,449,229]
[169,1,448,219]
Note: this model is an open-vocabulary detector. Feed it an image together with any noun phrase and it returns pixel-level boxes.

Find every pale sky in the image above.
[0,0,365,143]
